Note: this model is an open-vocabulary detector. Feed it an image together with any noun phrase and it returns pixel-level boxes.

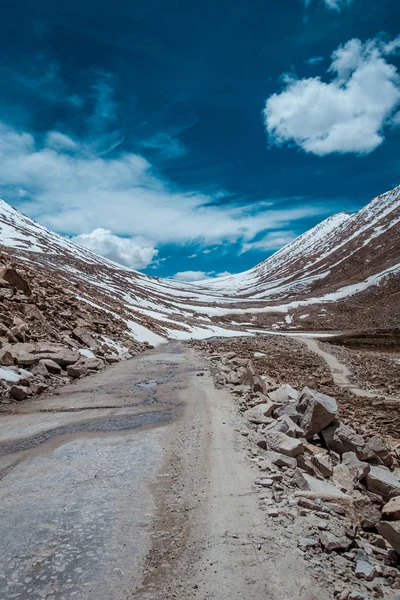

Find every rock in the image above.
[72,327,99,350]
[312,453,333,478]
[298,537,319,550]
[9,385,29,401]
[298,388,338,438]
[268,384,299,405]
[319,531,352,552]
[263,450,297,469]
[31,382,48,395]
[40,359,62,374]
[0,349,14,366]
[105,354,120,364]
[0,267,31,296]
[252,374,268,395]
[31,361,50,378]
[342,452,370,482]
[255,478,274,488]
[352,491,382,529]
[243,402,276,424]
[332,464,355,494]
[382,497,400,520]
[296,497,322,512]
[320,420,365,457]
[272,403,301,423]
[267,508,279,517]
[264,431,303,458]
[2,342,80,367]
[354,550,377,581]
[226,371,241,385]
[364,465,400,501]
[362,436,393,468]
[293,470,344,496]
[24,304,44,321]
[276,415,304,438]
[240,361,256,386]
[377,521,400,555]
[296,454,325,478]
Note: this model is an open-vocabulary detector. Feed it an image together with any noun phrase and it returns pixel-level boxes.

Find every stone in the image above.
[267,508,279,517]
[24,304,44,321]
[243,402,276,424]
[320,420,366,457]
[252,374,268,395]
[364,465,400,501]
[276,415,304,438]
[2,342,80,367]
[382,497,400,520]
[352,491,382,529]
[332,464,355,494]
[0,267,31,296]
[362,436,393,468]
[296,497,322,512]
[9,385,29,401]
[354,550,377,581]
[225,371,241,385]
[40,358,62,374]
[240,361,256,386]
[377,521,400,555]
[255,478,274,488]
[342,452,370,482]
[264,431,303,458]
[67,364,86,379]
[298,537,319,550]
[293,470,344,496]
[31,382,48,395]
[312,453,333,478]
[319,531,352,552]
[31,361,50,378]
[0,349,14,366]
[296,454,325,478]
[272,403,301,423]
[72,327,99,350]
[263,450,297,469]
[298,388,338,438]
[268,384,299,405]
[106,354,120,364]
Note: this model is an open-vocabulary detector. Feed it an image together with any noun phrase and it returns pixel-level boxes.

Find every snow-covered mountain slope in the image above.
[0,183,398,348]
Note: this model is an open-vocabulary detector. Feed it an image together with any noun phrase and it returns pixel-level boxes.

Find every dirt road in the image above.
[0,342,329,600]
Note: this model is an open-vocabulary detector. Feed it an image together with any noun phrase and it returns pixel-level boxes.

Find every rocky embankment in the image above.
[192,339,400,599]
[0,262,151,406]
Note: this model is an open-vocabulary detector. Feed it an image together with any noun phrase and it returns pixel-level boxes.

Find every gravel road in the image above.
[0,342,329,600]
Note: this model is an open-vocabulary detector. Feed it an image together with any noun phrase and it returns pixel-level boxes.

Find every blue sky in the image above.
[0,0,399,280]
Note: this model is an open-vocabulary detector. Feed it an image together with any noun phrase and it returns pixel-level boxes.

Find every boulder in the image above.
[354,550,378,581]
[9,385,30,401]
[312,453,333,478]
[264,431,303,458]
[332,464,354,494]
[268,384,299,405]
[364,465,400,501]
[298,388,337,438]
[296,455,325,478]
[31,361,50,378]
[40,359,62,375]
[66,357,103,379]
[243,402,276,424]
[320,420,365,457]
[263,450,297,469]
[319,531,352,552]
[272,403,301,423]
[361,436,393,468]
[240,361,256,386]
[0,267,31,296]
[276,415,304,438]
[342,452,370,482]
[293,470,344,496]
[2,342,80,367]
[352,491,382,529]
[252,374,268,395]
[382,497,400,520]
[225,371,241,385]
[72,327,99,350]
[0,349,14,366]
[377,521,400,555]
[24,304,44,322]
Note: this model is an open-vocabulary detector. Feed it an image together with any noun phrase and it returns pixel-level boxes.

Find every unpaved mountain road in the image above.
[0,342,328,600]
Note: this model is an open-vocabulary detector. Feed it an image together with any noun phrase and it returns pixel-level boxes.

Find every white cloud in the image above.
[188,253,198,258]
[264,36,400,156]
[303,0,353,10]
[171,270,232,282]
[240,231,297,254]
[307,56,324,66]
[71,228,158,269]
[0,121,324,257]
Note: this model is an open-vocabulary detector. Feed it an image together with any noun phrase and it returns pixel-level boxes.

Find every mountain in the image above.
[0,182,398,367]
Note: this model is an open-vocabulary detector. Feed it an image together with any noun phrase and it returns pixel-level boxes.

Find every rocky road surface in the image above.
[0,342,332,600]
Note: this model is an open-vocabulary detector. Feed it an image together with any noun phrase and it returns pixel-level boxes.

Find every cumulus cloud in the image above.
[0,121,324,261]
[71,229,158,269]
[264,36,400,156]
[171,270,232,282]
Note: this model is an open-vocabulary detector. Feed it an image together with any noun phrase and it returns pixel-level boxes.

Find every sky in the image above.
[0,0,399,281]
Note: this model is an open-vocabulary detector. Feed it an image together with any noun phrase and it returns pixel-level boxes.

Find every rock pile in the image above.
[0,262,151,404]
[207,349,400,598]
